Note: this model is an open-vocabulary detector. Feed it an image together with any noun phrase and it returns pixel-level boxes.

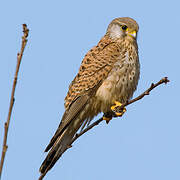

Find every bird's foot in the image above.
[103,101,126,124]
[111,101,126,117]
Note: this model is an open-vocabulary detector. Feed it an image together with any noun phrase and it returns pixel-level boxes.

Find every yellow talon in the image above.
[111,101,126,117]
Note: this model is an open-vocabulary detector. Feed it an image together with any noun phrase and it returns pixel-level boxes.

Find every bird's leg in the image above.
[111,101,126,117]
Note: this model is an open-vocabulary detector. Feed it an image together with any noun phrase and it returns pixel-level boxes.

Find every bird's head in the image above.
[107,17,139,40]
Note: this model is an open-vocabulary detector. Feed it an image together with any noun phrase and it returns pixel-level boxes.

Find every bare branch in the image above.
[70,77,169,145]
[0,24,29,178]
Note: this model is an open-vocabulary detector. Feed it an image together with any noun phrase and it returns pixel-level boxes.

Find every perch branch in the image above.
[71,77,169,144]
[0,24,29,178]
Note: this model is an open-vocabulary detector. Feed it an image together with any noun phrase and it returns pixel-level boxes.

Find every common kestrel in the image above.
[39,17,140,177]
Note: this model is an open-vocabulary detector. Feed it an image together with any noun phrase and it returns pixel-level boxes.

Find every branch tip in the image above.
[163,77,170,84]
[22,24,29,38]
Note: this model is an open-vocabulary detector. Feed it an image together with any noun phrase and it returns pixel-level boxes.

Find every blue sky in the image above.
[0,0,179,180]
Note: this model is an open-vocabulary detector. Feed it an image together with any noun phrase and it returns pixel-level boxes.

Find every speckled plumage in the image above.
[39,17,140,177]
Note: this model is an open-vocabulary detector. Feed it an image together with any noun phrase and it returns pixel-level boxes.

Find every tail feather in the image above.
[39,115,85,178]
[40,149,56,174]
[39,130,72,174]
[39,95,90,179]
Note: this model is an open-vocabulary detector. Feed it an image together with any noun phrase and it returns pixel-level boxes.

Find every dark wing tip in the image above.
[44,144,51,152]
[40,149,57,174]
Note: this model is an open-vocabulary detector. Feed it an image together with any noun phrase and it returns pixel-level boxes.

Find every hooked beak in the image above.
[128,30,137,38]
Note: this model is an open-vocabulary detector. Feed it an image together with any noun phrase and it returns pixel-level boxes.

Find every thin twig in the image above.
[70,77,169,144]
[0,24,29,178]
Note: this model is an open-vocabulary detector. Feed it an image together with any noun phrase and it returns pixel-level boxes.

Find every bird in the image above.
[39,17,140,178]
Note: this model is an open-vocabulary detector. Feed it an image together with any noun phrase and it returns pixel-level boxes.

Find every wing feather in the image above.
[45,94,89,152]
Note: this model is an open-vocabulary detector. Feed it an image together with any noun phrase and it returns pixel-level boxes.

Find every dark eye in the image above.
[122,25,128,30]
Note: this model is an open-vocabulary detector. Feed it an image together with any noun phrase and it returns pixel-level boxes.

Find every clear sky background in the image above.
[0,0,179,180]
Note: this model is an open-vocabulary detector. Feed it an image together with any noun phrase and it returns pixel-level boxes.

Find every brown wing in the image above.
[45,35,121,152]
[65,35,121,109]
